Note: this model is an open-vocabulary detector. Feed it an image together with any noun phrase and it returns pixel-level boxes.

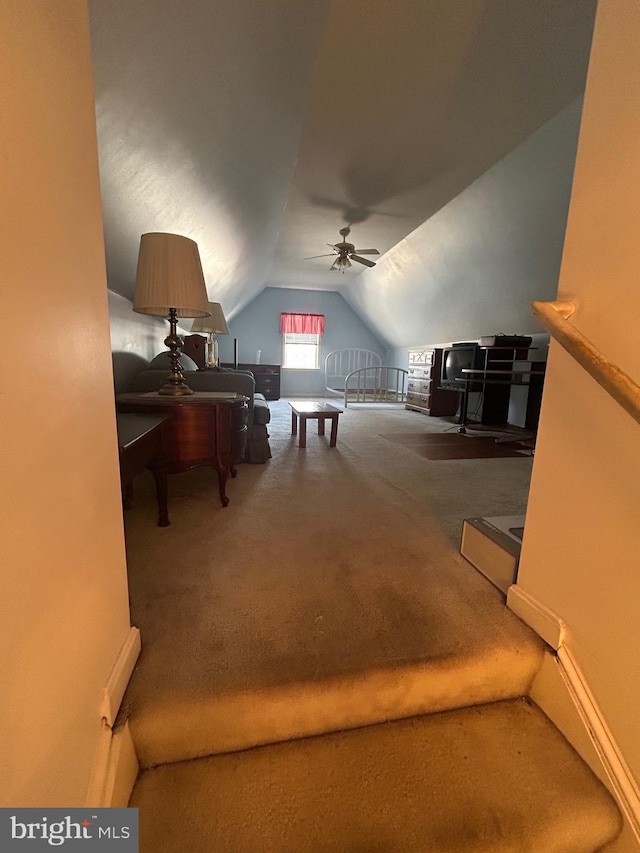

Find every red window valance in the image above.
[280,313,325,335]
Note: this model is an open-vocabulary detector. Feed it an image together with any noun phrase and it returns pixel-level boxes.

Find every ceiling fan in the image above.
[305,227,380,272]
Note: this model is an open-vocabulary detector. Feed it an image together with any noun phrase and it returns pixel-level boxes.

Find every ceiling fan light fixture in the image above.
[309,228,379,272]
[330,255,351,273]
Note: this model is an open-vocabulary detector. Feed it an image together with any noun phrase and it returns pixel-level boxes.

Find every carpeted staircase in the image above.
[123,401,622,850]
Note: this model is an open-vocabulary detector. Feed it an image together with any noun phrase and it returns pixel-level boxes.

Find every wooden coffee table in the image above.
[290,402,343,448]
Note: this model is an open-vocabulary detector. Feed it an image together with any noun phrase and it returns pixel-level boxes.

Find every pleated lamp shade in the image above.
[190,302,229,335]
[133,232,210,318]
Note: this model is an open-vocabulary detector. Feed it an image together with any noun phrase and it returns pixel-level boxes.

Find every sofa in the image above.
[128,352,272,463]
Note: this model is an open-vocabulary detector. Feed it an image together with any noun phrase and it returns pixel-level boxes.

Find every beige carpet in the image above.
[131,699,621,853]
[124,401,621,850]
[121,401,543,766]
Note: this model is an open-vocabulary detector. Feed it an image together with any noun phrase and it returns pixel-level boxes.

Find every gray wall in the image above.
[219,287,386,397]
[344,98,584,352]
[108,290,168,394]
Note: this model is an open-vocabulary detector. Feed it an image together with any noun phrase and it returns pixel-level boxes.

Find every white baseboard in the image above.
[104,721,139,807]
[557,645,640,844]
[506,584,566,649]
[102,627,141,726]
[86,720,139,807]
[85,719,113,806]
[86,627,141,806]
[512,587,640,847]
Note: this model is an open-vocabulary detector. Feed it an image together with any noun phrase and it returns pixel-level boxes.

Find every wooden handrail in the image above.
[531,300,640,426]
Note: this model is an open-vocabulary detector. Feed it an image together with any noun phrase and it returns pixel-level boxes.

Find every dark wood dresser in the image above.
[223,363,281,400]
[182,336,281,401]
[405,348,459,417]
[116,392,248,507]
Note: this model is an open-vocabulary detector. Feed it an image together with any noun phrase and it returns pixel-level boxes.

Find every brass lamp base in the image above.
[159,308,194,396]
[158,381,194,396]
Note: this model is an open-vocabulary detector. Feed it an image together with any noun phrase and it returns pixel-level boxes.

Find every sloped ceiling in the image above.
[89,0,597,332]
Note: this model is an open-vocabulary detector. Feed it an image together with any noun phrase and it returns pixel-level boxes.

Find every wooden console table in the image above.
[117,413,170,526]
[116,392,248,507]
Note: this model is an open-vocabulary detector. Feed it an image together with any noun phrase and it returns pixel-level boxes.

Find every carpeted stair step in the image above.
[130,698,622,853]
[127,635,542,767]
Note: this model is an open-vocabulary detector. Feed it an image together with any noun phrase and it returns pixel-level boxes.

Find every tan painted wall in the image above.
[518,0,640,781]
[0,2,132,805]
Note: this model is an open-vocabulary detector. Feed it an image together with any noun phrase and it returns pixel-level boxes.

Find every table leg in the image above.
[458,379,470,434]
[329,415,339,447]
[318,417,325,436]
[291,410,298,435]
[214,405,231,507]
[123,481,133,511]
[214,465,230,507]
[149,455,170,527]
[299,415,307,448]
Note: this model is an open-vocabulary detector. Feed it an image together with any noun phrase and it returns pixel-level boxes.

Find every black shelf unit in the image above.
[467,346,542,426]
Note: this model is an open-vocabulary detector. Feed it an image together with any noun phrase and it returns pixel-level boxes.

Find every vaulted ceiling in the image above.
[89,0,597,332]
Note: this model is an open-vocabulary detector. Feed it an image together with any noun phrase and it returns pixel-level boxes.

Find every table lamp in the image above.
[190,302,230,367]
[133,232,210,396]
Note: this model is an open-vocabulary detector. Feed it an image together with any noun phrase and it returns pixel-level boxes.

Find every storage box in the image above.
[460,515,524,594]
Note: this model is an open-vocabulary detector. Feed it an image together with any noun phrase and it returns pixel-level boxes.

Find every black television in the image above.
[440,343,482,391]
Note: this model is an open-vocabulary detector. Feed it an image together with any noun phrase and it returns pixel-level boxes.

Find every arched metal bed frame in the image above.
[324,349,408,408]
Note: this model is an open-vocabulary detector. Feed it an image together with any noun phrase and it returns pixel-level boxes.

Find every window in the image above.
[280,313,324,370]
[282,332,320,369]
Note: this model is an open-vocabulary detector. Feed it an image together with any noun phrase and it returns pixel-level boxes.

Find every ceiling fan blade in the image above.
[352,249,379,255]
[351,254,376,268]
[326,243,339,249]
[305,253,337,260]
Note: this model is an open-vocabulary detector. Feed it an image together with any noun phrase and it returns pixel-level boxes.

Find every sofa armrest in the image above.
[183,370,255,398]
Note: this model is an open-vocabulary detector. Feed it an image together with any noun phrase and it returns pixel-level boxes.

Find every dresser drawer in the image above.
[408,365,434,381]
[256,379,280,398]
[407,378,432,395]
[234,363,281,400]
[406,391,432,408]
[257,376,279,388]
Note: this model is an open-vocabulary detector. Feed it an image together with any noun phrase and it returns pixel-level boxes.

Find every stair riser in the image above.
[130,646,543,767]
